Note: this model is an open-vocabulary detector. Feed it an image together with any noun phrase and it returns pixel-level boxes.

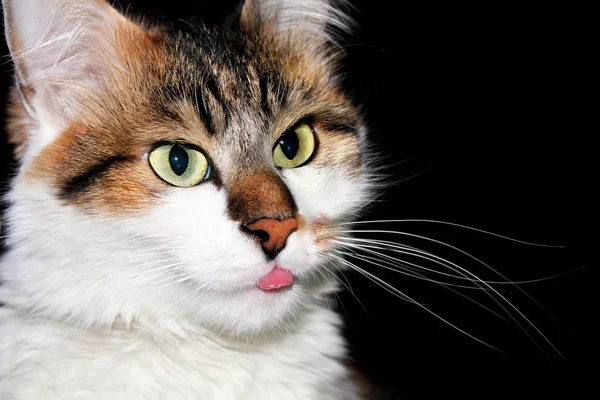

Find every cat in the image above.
[0,0,377,398]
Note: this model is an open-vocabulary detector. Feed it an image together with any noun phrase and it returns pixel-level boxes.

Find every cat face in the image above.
[2,0,373,336]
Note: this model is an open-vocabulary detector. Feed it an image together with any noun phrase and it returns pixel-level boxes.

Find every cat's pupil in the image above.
[278,130,299,160]
[169,144,189,176]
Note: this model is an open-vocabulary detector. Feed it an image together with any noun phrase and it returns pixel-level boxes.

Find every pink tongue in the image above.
[257,268,294,290]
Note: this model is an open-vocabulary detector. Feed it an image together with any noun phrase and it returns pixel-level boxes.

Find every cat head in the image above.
[1,0,375,337]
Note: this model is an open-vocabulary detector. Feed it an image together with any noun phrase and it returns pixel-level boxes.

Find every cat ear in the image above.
[2,0,127,127]
[239,0,351,48]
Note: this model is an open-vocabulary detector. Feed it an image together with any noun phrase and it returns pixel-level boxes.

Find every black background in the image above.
[0,1,594,398]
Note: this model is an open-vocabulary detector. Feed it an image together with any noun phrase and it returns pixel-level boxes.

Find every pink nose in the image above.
[245,217,298,257]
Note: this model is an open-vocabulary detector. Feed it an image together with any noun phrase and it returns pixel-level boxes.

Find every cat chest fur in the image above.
[0,305,357,400]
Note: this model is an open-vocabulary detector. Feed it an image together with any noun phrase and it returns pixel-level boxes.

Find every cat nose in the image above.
[245,217,298,258]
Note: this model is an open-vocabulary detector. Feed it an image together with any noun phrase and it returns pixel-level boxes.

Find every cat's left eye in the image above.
[149,143,211,187]
[273,123,316,168]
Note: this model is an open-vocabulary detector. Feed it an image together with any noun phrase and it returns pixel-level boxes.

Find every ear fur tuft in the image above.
[240,0,353,48]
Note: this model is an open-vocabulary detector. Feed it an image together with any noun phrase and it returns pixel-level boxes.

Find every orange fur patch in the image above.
[311,216,336,247]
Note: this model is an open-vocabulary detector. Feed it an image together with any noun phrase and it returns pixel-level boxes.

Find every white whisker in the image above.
[336,248,509,322]
[341,219,565,248]
[338,237,577,285]
[330,253,501,351]
[335,232,564,357]
[338,232,564,323]
[337,247,491,291]
[337,238,490,284]
[322,259,368,314]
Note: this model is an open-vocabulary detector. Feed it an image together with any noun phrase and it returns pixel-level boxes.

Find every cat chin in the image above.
[177,274,337,339]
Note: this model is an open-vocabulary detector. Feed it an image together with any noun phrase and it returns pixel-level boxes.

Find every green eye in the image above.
[273,123,316,168]
[149,143,211,187]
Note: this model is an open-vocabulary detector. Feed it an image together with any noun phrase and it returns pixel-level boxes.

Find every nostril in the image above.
[251,229,270,243]
[241,225,270,243]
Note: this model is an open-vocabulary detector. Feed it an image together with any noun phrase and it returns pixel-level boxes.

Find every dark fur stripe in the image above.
[59,155,132,199]
[199,67,224,134]
[259,74,270,117]
[196,78,214,133]
[307,114,358,135]
[318,121,358,134]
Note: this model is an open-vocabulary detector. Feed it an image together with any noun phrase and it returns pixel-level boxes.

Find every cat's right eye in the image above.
[149,143,211,187]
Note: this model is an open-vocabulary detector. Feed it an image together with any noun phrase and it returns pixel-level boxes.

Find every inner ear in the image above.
[2,0,145,158]
[3,0,122,89]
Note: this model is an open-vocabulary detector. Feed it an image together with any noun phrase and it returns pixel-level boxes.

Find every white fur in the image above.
[0,295,353,399]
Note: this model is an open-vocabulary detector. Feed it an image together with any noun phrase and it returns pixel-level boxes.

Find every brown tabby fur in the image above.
[6,3,363,222]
